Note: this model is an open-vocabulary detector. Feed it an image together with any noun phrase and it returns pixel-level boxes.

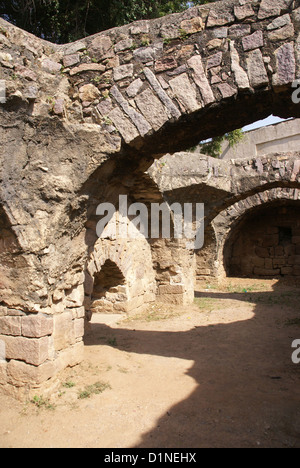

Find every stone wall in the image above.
[221,118,300,160]
[225,204,300,277]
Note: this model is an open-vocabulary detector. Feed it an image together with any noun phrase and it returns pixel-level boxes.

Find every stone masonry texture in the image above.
[0,0,300,397]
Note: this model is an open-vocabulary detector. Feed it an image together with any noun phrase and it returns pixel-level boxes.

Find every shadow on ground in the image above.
[85,280,300,448]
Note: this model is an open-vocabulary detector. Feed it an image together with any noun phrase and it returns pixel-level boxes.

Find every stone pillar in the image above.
[0,285,85,399]
[152,239,196,305]
[0,309,55,398]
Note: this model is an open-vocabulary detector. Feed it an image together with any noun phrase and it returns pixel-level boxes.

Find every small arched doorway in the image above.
[91,259,128,314]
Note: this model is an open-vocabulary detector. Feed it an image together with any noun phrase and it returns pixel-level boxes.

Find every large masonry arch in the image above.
[1,0,300,397]
[222,199,300,278]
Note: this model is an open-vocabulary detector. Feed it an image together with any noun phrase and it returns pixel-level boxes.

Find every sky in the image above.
[242,115,291,132]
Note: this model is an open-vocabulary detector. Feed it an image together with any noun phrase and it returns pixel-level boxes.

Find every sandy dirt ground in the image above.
[0,278,300,449]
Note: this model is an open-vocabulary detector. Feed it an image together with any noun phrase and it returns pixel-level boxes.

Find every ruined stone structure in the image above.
[1,0,300,398]
[150,151,300,279]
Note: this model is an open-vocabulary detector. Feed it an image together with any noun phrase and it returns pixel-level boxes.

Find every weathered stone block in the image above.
[265,258,273,269]
[88,35,113,60]
[230,42,250,90]
[7,359,55,386]
[158,284,185,295]
[143,67,181,118]
[258,0,281,19]
[78,84,101,102]
[281,266,293,275]
[213,27,228,38]
[130,21,149,35]
[133,46,155,63]
[113,64,134,81]
[71,307,85,319]
[110,85,151,137]
[0,361,7,385]
[273,257,286,267]
[65,285,85,308]
[21,314,53,338]
[74,318,84,340]
[64,41,86,55]
[234,4,255,21]
[293,266,300,276]
[41,58,62,74]
[207,5,235,27]
[285,244,296,256]
[55,342,84,373]
[114,38,133,53]
[155,56,178,73]
[275,246,284,256]
[70,63,105,76]
[188,55,215,105]
[63,53,80,68]
[217,83,238,99]
[169,73,200,113]
[267,14,291,31]
[0,316,21,336]
[253,267,281,276]
[0,335,50,366]
[242,31,264,52]
[263,235,279,247]
[273,43,296,87]
[207,52,223,69]
[156,293,188,306]
[247,49,269,88]
[53,312,75,352]
[268,24,294,41]
[252,257,265,268]
[135,88,168,131]
[0,306,7,317]
[109,106,139,143]
[180,17,203,35]
[197,268,212,276]
[126,78,143,98]
[228,24,251,38]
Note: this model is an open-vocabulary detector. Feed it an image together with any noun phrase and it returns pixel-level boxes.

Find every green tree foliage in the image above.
[0,0,240,158]
[199,129,244,159]
[0,0,212,44]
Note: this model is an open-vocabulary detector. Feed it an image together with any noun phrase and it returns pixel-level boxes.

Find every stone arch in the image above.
[1,0,300,395]
[149,152,300,227]
[89,259,127,316]
[213,187,300,278]
[85,222,157,320]
[1,0,300,182]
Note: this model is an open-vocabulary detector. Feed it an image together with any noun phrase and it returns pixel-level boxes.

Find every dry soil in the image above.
[0,278,300,448]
